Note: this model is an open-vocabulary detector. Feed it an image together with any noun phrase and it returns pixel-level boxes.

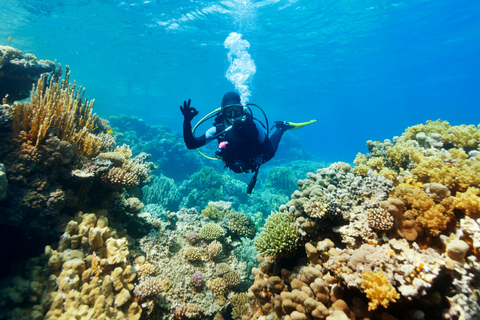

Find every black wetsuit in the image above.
[183,113,286,174]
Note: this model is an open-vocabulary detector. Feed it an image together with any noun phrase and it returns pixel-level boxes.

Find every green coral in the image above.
[222,212,256,239]
[199,223,225,240]
[254,211,300,258]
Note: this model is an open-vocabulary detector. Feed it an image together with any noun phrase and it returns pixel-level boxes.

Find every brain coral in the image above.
[199,223,225,240]
[222,212,256,239]
[254,211,300,258]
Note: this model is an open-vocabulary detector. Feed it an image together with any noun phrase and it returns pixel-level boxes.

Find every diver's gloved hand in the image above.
[180,99,199,121]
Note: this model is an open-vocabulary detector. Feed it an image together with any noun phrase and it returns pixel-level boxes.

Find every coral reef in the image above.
[243,120,480,320]
[0,212,142,320]
[3,45,480,320]
[0,45,56,102]
[130,206,250,319]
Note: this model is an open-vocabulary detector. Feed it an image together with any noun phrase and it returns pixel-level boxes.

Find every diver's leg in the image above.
[261,127,286,162]
[270,127,286,153]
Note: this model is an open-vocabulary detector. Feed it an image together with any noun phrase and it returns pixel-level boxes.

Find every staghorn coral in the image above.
[134,276,164,297]
[208,278,227,297]
[361,270,400,311]
[215,263,231,276]
[254,211,300,258]
[184,247,202,262]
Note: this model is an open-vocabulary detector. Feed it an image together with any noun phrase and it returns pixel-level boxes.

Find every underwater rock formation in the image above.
[0,45,56,102]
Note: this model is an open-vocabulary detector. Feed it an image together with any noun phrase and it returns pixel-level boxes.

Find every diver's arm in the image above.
[180,99,207,149]
[183,119,207,149]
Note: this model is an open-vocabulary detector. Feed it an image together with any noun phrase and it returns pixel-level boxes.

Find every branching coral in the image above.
[222,211,256,239]
[454,187,480,217]
[393,184,454,236]
[199,223,225,240]
[361,270,400,311]
[303,196,329,219]
[12,67,102,157]
[254,211,300,258]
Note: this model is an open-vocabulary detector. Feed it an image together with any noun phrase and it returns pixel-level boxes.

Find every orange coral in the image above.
[361,270,400,311]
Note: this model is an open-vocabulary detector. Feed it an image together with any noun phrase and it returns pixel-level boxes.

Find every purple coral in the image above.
[186,232,200,244]
[191,271,204,288]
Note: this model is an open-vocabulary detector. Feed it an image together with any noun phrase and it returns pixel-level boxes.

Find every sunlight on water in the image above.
[224,32,256,104]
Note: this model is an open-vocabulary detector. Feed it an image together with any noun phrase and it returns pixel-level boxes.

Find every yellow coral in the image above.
[402,119,480,148]
[379,168,397,181]
[361,270,400,311]
[353,152,367,166]
[402,119,451,141]
[386,138,422,167]
[411,148,480,191]
[393,184,454,236]
[352,164,370,176]
[113,144,132,159]
[454,187,480,216]
[443,124,480,148]
[367,157,385,172]
[12,67,101,157]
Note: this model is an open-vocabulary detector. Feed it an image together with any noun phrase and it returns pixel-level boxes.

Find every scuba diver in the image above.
[180,91,316,194]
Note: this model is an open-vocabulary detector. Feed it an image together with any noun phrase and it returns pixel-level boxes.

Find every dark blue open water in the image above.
[2,0,479,162]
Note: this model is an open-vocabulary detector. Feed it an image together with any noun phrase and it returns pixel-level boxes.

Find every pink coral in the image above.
[186,232,200,244]
[191,271,204,288]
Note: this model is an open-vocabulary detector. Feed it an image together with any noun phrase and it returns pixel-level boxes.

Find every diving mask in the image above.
[222,104,244,119]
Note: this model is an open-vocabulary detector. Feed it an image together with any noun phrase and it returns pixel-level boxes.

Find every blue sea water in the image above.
[1,0,479,163]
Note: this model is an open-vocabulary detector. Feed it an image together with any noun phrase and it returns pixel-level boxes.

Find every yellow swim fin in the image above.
[275,119,317,130]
